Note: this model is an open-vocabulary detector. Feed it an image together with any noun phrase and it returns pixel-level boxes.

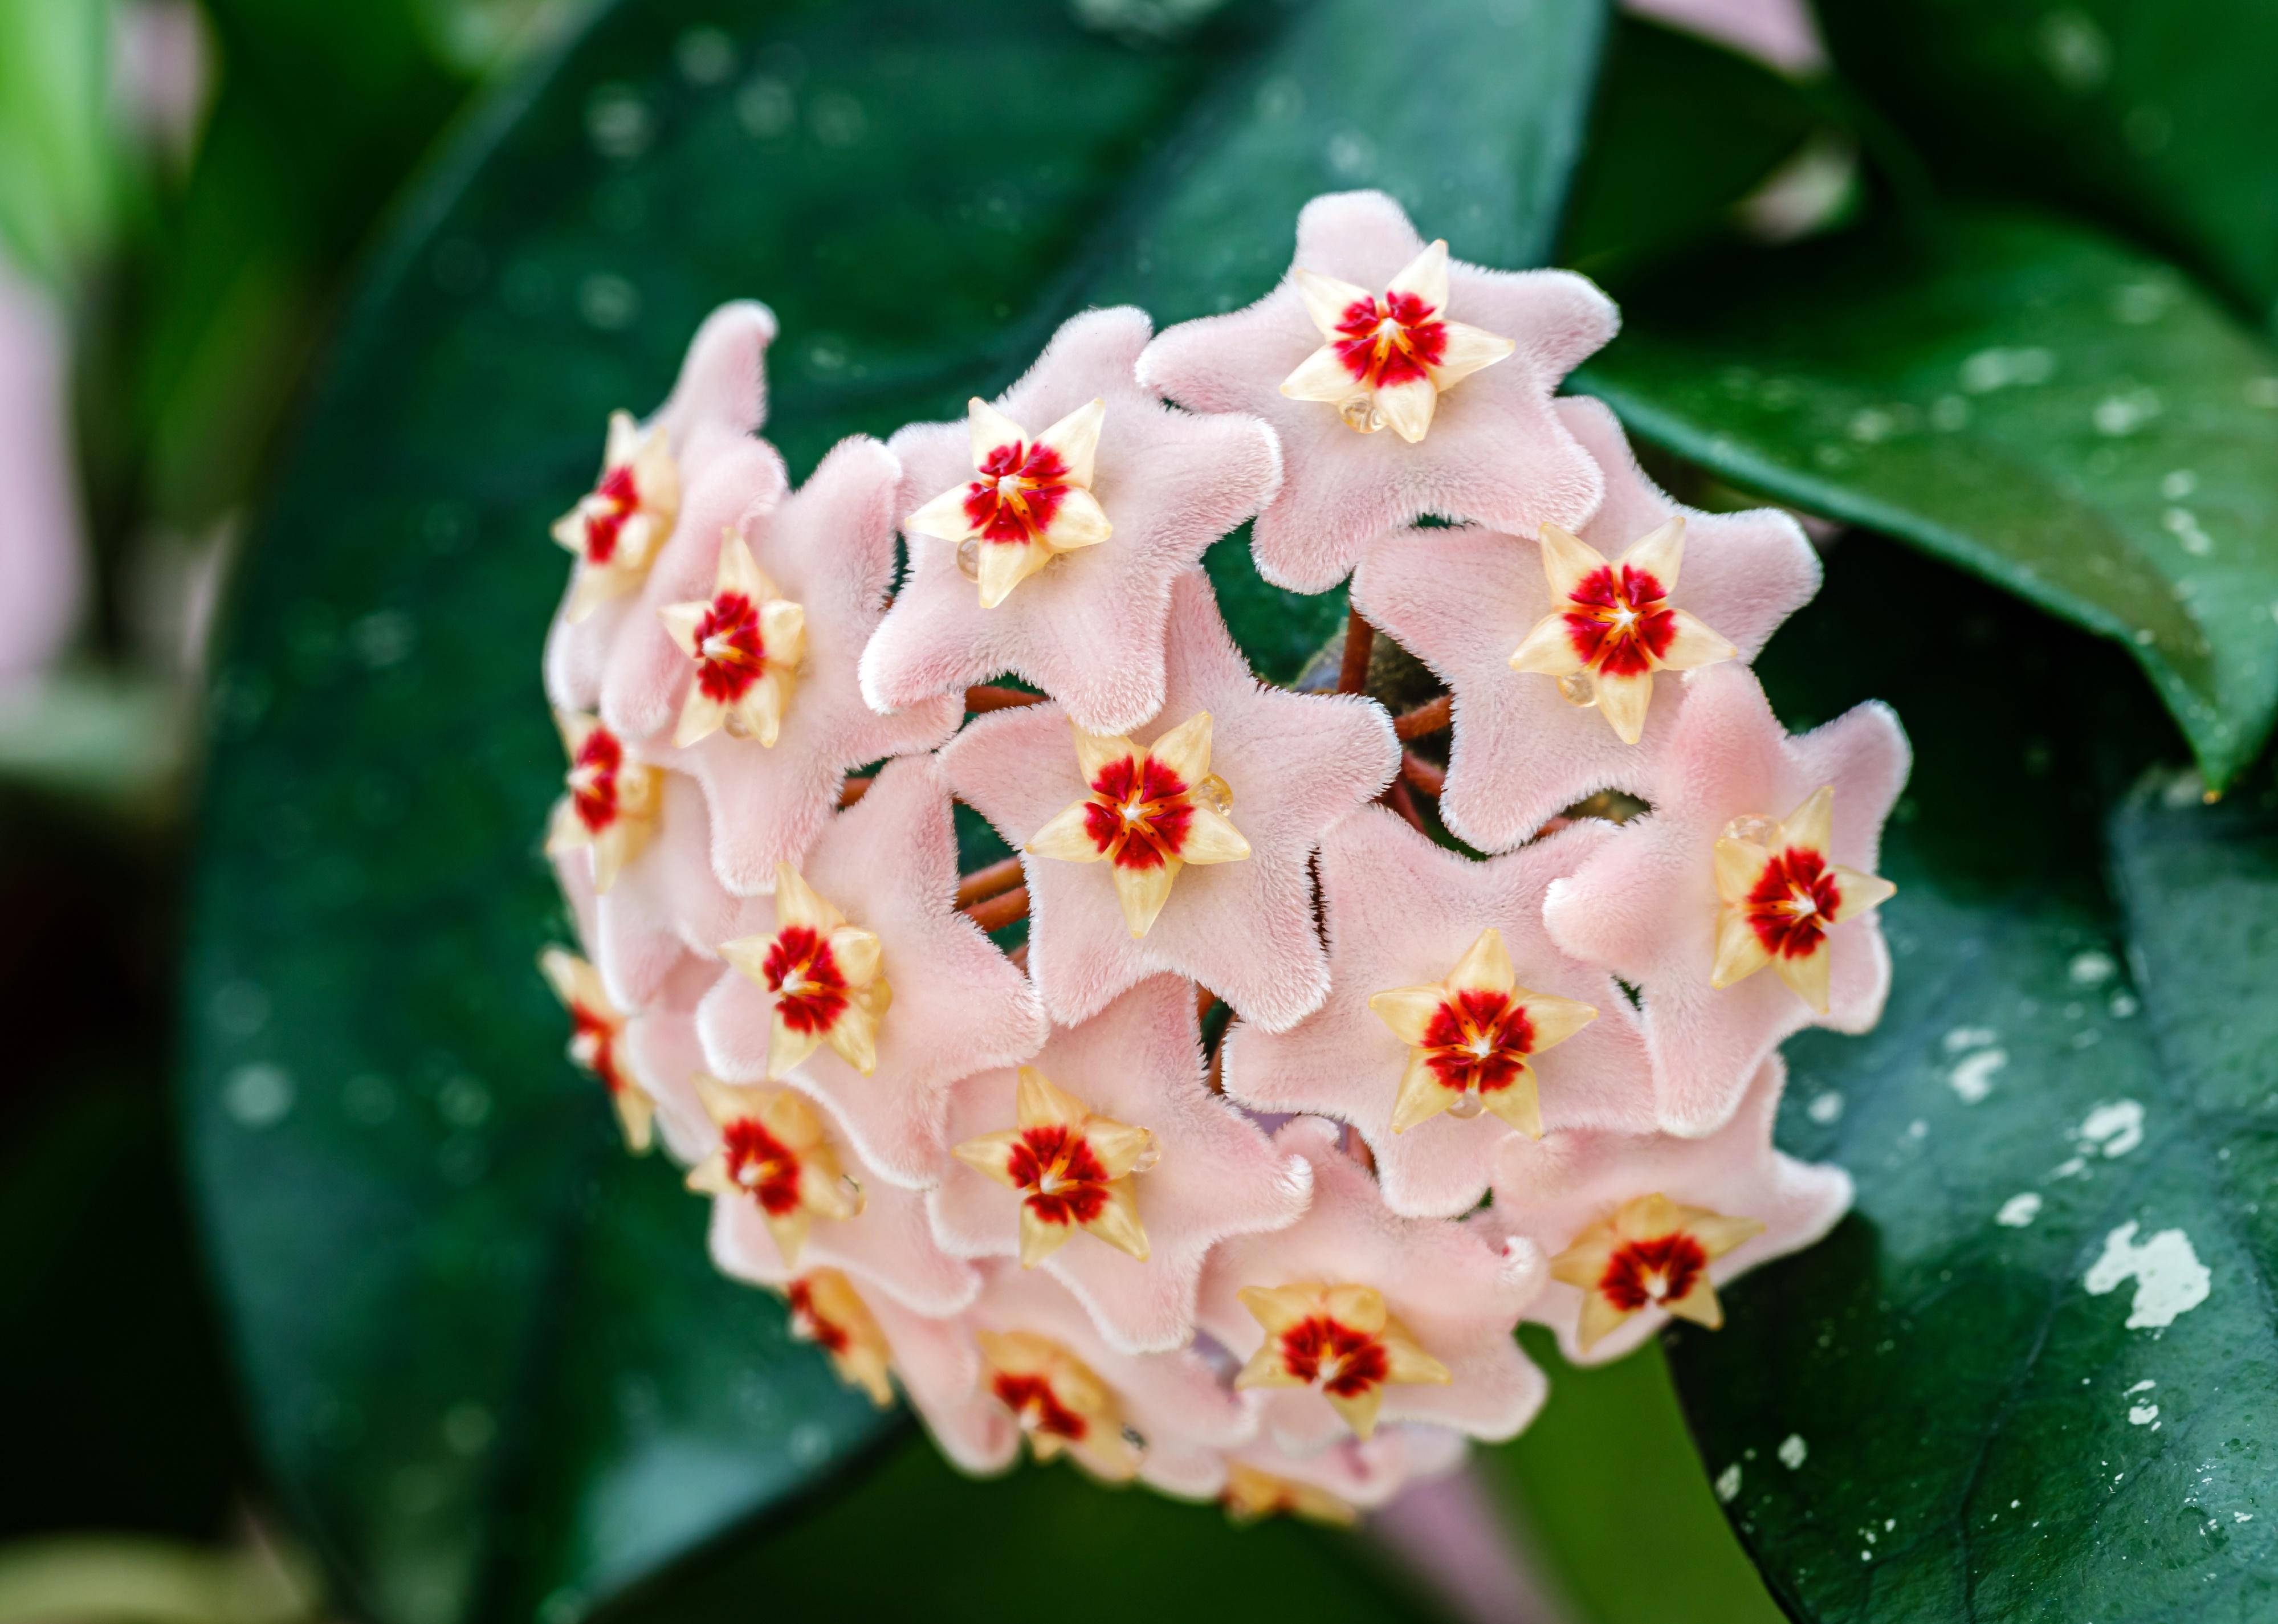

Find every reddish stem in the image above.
[955,856,1025,908]
[963,884,1030,932]
[1401,752,1446,797]
[1394,693,1452,740]
[966,684,1044,713]
[1385,776,1430,835]
[839,775,873,806]
[1337,606,1374,695]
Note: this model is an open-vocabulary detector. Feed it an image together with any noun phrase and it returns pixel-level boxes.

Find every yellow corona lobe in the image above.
[686,1076,862,1264]
[720,864,891,1078]
[1710,785,1896,1013]
[1549,1192,1765,1351]
[552,409,680,621]
[905,397,1111,607]
[1234,1282,1449,1441]
[953,1067,1159,1267]
[783,1268,896,1407]
[537,946,655,1152]
[658,528,806,749]
[977,1329,1143,1482]
[1222,1462,1358,1528]
[544,709,662,893]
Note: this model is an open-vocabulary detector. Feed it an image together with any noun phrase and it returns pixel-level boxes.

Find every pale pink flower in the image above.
[862,308,1282,735]
[1196,1119,1546,1452]
[1541,663,1907,1136]
[601,435,960,895]
[1225,1426,1468,1523]
[1350,395,1820,851]
[931,975,1313,1354]
[554,768,740,1013]
[696,757,1047,1190]
[1137,191,1616,591]
[940,570,1396,1030]
[1477,1054,1851,1365]
[1222,806,1657,1219]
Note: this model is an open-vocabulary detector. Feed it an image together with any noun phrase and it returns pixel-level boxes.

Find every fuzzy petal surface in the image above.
[697,757,1048,1188]
[1540,663,1909,1136]
[1137,191,1616,592]
[1196,1119,1545,1452]
[1352,396,1821,851]
[569,770,741,1012]
[1478,1053,1851,1365]
[865,308,1282,735]
[941,570,1396,1030]
[932,976,1313,1353]
[1224,808,1657,1218]
[624,952,733,1162]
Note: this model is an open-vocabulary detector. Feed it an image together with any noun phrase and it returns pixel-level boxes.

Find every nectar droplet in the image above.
[840,1173,867,1217]
[1196,774,1233,815]
[1722,813,1779,846]
[1129,1129,1163,1175]
[1338,394,1385,434]
[955,536,981,581]
[1446,1092,1485,1120]
[1556,672,1598,709]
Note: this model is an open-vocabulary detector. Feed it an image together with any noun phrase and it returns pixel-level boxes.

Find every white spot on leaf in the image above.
[1996,1193,2043,1227]
[2084,1221,2211,1329]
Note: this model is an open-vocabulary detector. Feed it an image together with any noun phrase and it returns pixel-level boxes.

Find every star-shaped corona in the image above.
[1547,1193,1764,1352]
[783,1268,895,1406]
[686,1075,861,1264]
[537,946,654,1152]
[1221,1462,1358,1527]
[1234,1282,1450,1441]
[544,709,662,893]
[1026,712,1250,939]
[1366,926,1599,1139]
[904,397,1111,608]
[552,410,680,621]
[1711,785,1897,1013]
[719,863,891,1078]
[1509,517,1737,745]
[658,528,806,748]
[1280,239,1515,444]
[952,1066,1159,1268]
[976,1329,1142,1482]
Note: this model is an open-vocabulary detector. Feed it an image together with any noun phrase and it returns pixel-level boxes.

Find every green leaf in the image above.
[1582,206,2278,788]
[1667,530,2278,1621]
[0,0,116,283]
[1815,0,2278,329]
[178,2,1608,1621]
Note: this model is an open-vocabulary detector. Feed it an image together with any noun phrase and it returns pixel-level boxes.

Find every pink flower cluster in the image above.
[535,193,1905,1523]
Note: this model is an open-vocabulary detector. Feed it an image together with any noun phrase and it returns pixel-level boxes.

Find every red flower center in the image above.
[1332,290,1448,390]
[568,1004,624,1095]
[992,1372,1087,1440]
[762,925,850,1035]
[1275,1316,1391,1398]
[1563,563,1677,678]
[1597,1231,1710,1312]
[723,1119,803,1215]
[691,590,765,702]
[786,1280,849,1353]
[1419,988,1535,1096]
[1745,847,1843,959]
[963,439,1070,546]
[1080,753,1195,871]
[568,727,625,832]
[1006,1124,1112,1228]
[582,464,640,564]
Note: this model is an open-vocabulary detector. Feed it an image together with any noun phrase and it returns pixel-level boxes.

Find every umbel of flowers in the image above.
[536,193,1906,1523]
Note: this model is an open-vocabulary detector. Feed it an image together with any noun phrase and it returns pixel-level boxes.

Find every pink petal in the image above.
[970,1262,1254,1497]
[655,299,779,456]
[1625,0,1826,74]
[1232,1426,1467,1512]
[0,266,85,680]
[1196,1119,1546,1451]
[695,757,1048,1189]
[863,308,1282,736]
[1223,807,1657,1219]
[930,975,1313,1353]
[940,570,1396,1030]
[576,770,740,1011]
[1541,664,1910,1135]
[1477,1052,1852,1365]
[1137,191,1616,592]
[1353,395,1821,850]
[868,1292,1017,1474]
[709,1127,981,1316]
[633,436,961,894]
[624,952,733,1161]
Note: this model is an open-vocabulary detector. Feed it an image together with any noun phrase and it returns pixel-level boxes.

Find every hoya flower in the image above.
[1541,664,1908,1136]
[702,1072,981,1316]
[963,1263,1257,1497]
[1136,191,1615,592]
[1281,239,1515,443]
[658,527,804,748]
[781,1268,895,1406]
[553,769,742,1013]
[1196,1119,1546,1453]
[538,946,654,1152]
[719,863,890,1079]
[1222,807,1657,1219]
[1479,1054,1851,1365]
[596,436,961,895]
[1350,397,1821,851]
[698,757,1047,1189]
[933,975,1311,1353]
[619,952,736,1164]
[1224,1426,1466,1522]
[1713,785,1897,1011]
[545,709,661,893]
[863,308,1281,736]
[1025,711,1251,939]
[545,303,784,701]
[942,570,1396,1030]
[1221,1461,1359,1527]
